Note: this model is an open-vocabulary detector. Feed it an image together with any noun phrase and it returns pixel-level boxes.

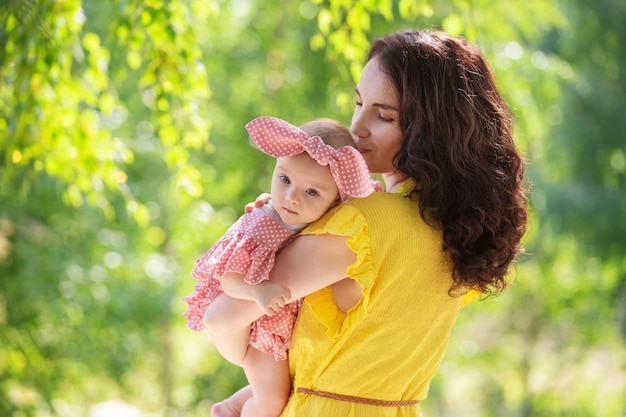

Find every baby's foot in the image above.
[211,399,241,417]
[211,386,252,417]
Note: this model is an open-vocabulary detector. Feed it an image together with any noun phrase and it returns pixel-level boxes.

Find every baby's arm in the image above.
[219,272,291,316]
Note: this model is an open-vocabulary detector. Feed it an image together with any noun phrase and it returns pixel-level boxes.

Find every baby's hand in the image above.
[244,193,271,213]
[253,281,291,316]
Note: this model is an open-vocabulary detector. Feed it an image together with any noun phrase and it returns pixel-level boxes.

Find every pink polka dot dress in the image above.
[183,207,303,361]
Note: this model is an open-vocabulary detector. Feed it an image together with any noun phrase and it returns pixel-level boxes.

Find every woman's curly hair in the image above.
[369,30,528,295]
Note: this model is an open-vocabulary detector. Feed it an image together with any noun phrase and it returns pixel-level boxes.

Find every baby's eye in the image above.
[306,189,319,197]
[280,175,290,184]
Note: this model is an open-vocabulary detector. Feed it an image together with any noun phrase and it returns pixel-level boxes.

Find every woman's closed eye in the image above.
[378,113,394,122]
[355,100,395,123]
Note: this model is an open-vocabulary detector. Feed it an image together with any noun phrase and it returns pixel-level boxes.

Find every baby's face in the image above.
[270,153,339,225]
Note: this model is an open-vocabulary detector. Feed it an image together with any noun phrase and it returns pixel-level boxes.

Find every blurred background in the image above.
[1,0,625,416]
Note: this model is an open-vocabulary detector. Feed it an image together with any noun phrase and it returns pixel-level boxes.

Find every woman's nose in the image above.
[350,110,368,139]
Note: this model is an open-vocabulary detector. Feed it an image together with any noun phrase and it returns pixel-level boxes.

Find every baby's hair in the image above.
[299,118,355,150]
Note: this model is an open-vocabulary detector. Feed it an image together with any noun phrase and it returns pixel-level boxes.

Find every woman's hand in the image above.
[252,281,291,316]
[244,193,271,213]
[219,272,291,316]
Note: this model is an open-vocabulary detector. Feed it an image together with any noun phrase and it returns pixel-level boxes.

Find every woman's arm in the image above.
[203,232,356,365]
[271,233,356,299]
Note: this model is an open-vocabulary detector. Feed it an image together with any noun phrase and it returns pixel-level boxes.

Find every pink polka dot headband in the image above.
[246,116,377,201]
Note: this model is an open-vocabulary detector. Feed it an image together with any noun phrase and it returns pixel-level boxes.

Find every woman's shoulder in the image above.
[348,190,408,205]
[301,191,420,240]
[345,189,419,221]
[301,202,366,237]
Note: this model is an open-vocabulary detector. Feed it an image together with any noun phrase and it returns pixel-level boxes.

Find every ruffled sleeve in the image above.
[298,204,374,338]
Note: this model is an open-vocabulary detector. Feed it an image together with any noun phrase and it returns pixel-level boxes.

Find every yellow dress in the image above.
[280,181,477,417]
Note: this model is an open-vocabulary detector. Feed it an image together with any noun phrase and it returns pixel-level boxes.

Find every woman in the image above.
[205,29,528,417]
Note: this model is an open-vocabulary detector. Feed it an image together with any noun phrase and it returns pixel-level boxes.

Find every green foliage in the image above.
[0,0,624,416]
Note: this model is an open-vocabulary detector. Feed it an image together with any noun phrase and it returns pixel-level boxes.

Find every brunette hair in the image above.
[369,30,528,295]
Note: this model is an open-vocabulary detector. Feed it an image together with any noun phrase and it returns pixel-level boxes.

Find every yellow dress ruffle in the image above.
[300,204,374,339]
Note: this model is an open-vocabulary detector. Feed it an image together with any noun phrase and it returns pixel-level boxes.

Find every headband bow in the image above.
[246,116,377,201]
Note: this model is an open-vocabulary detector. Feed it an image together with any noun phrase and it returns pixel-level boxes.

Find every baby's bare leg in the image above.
[241,347,290,417]
[204,294,259,366]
